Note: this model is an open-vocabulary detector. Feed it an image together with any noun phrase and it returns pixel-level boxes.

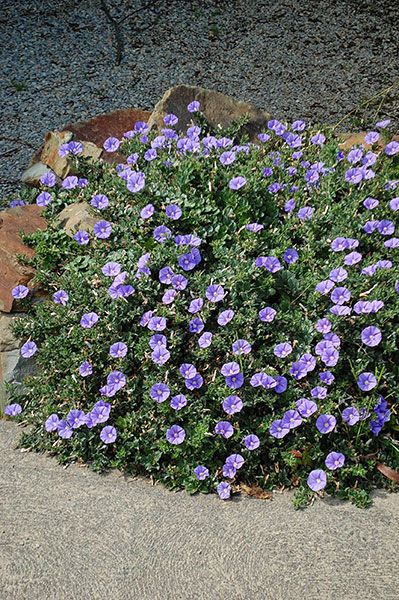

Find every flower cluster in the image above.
[5,102,398,507]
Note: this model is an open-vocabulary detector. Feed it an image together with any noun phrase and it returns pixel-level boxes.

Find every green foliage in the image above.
[7,116,399,505]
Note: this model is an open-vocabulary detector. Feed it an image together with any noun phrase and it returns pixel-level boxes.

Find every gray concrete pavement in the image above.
[1,420,398,600]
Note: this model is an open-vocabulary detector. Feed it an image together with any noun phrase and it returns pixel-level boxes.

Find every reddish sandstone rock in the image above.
[64,108,151,147]
[0,205,47,312]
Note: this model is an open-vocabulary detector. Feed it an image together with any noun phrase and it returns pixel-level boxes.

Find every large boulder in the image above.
[0,313,24,353]
[0,205,47,313]
[148,85,270,141]
[21,161,51,187]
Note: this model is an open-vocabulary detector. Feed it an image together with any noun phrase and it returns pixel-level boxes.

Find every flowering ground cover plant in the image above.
[5,105,399,508]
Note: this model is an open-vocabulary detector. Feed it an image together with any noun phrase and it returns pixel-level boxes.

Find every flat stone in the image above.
[21,161,52,187]
[148,85,270,141]
[0,348,36,412]
[0,205,47,313]
[339,131,399,151]
[56,202,98,236]
[40,130,73,178]
[0,313,24,352]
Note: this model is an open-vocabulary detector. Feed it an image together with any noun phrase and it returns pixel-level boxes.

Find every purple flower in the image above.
[90,194,109,210]
[377,220,395,236]
[9,199,25,207]
[281,409,302,429]
[62,175,79,189]
[217,481,231,500]
[91,401,111,424]
[170,394,187,411]
[219,151,236,166]
[344,251,362,266]
[225,373,244,389]
[79,361,93,377]
[127,172,145,193]
[385,141,399,156]
[290,361,308,380]
[284,199,296,212]
[296,398,317,418]
[246,223,264,233]
[325,452,345,470]
[292,120,306,131]
[357,372,377,391]
[100,425,117,444]
[67,409,86,429]
[45,414,60,431]
[221,362,240,377]
[178,249,201,271]
[80,312,99,328]
[316,318,331,334]
[361,326,382,347]
[389,197,399,211]
[259,307,276,322]
[103,137,120,152]
[330,287,351,305]
[151,346,170,365]
[263,256,282,273]
[162,289,177,305]
[205,284,225,302]
[159,266,174,284]
[52,289,69,305]
[232,339,252,355]
[180,363,197,379]
[217,309,234,326]
[20,341,37,358]
[164,113,178,126]
[214,421,234,439]
[188,298,203,313]
[341,407,359,428]
[185,373,203,390]
[93,220,112,239]
[148,316,167,331]
[274,376,288,394]
[57,420,73,439]
[329,268,348,283]
[319,371,335,385]
[311,386,327,400]
[36,191,52,207]
[74,230,90,245]
[4,403,22,416]
[307,469,327,491]
[166,424,185,445]
[102,262,121,277]
[363,196,379,210]
[150,383,170,403]
[12,285,29,299]
[40,171,56,187]
[165,204,182,220]
[109,342,128,358]
[225,453,245,471]
[198,332,213,348]
[189,317,204,333]
[365,131,379,144]
[243,434,260,450]
[229,176,247,190]
[298,206,314,221]
[316,414,336,434]
[269,419,290,439]
[222,395,243,415]
[153,225,172,243]
[274,342,292,358]
[283,248,299,264]
[311,133,325,146]
[194,465,209,481]
[187,100,200,113]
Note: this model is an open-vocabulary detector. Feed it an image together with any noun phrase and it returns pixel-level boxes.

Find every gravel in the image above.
[1,0,399,198]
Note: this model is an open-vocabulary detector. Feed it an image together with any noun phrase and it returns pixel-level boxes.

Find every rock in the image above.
[0,348,36,413]
[338,132,399,152]
[0,313,24,352]
[148,85,270,141]
[64,108,151,147]
[40,130,74,178]
[0,205,47,313]
[21,161,52,187]
[56,202,98,236]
